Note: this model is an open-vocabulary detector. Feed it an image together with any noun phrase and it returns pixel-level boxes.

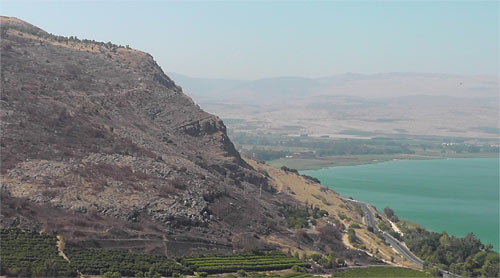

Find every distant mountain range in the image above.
[167,72,499,140]
[168,72,499,104]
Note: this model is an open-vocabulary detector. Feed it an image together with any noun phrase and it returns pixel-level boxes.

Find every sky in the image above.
[1,1,499,80]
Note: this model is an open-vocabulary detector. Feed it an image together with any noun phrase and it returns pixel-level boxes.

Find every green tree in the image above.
[45,259,61,277]
[439,232,451,248]
[481,259,498,277]
[347,228,357,243]
[390,215,399,223]
[294,251,300,259]
[485,243,494,251]
[383,206,394,218]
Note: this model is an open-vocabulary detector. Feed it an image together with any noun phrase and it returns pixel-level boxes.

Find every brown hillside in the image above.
[0,17,407,269]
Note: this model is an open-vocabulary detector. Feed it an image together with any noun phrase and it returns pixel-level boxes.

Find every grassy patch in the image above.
[332,266,432,277]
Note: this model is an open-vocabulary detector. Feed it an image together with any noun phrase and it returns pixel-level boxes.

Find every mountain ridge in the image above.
[168,71,499,103]
[0,16,273,252]
[0,18,424,273]
[0,17,380,264]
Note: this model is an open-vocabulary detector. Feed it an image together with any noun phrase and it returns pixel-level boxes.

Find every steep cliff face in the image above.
[0,17,281,254]
[0,18,424,269]
[0,18,393,268]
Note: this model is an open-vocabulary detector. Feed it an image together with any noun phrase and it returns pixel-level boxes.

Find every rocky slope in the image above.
[0,16,277,250]
[0,17,402,268]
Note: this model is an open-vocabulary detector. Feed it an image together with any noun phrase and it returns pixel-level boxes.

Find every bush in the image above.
[377,221,390,232]
[237,269,247,277]
[302,174,321,184]
[389,230,402,241]
[310,253,323,263]
[280,205,311,229]
[280,166,299,174]
[390,215,399,223]
[384,206,394,218]
[349,223,361,229]
[336,258,346,267]
[291,265,306,273]
[353,204,364,217]
[347,228,357,244]
[197,272,208,277]
[319,209,329,217]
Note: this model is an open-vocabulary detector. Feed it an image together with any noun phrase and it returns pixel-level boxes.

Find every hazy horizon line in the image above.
[166,71,499,82]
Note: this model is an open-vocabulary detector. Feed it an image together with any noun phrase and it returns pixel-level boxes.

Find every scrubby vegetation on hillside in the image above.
[279,204,328,229]
[2,17,129,52]
[399,222,499,277]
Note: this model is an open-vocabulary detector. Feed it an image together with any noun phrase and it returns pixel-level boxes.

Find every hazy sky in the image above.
[2,1,499,79]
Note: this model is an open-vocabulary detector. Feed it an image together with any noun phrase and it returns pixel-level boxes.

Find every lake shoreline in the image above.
[301,157,500,252]
[269,152,498,171]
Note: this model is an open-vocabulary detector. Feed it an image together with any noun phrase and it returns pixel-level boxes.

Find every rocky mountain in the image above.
[0,16,372,262]
[0,16,280,253]
[1,17,419,269]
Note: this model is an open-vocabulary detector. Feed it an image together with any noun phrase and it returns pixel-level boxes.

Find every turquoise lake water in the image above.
[302,158,499,251]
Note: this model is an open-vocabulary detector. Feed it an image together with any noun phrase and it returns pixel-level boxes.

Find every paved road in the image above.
[349,200,424,268]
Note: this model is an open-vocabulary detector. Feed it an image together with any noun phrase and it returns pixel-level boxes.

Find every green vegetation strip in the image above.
[0,228,76,277]
[399,221,499,277]
[1,228,308,277]
[65,248,190,277]
[183,252,308,274]
[331,266,433,277]
[219,271,319,278]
